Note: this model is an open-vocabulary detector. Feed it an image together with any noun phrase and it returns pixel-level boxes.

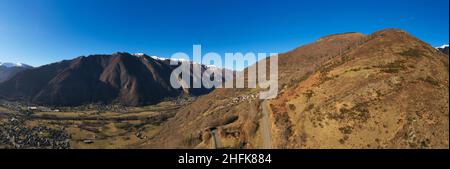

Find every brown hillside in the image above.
[144,29,449,149]
[144,32,368,148]
[269,29,449,148]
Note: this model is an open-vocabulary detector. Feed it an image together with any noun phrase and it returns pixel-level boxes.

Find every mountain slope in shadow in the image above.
[0,52,227,106]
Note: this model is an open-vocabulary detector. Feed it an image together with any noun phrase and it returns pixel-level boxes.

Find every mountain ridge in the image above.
[0,62,33,83]
[0,52,230,106]
[141,28,449,149]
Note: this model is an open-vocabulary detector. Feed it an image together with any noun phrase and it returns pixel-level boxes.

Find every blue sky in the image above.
[0,0,448,69]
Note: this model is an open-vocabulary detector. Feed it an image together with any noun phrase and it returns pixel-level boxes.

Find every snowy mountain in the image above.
[0,62,33,68]
[435,44,449,55]
[0,62,33,83]
[134,53,234,76]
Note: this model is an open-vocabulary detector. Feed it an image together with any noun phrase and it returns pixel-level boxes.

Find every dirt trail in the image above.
[210,129,222,149]
[260,100,272,149]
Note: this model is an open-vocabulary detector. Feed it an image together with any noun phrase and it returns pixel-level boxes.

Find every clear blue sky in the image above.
[0,0,448,69]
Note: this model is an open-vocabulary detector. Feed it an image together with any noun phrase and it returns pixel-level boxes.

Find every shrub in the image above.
[288,104,296,111]
[304,104,315,112]
[338,126,353,134]
[374,60,406,73]
[330,102,370,122]
[303,90,314,101]
[398,49,423,58]
[419,76,440,86]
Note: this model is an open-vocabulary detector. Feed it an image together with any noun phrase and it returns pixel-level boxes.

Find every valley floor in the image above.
[0,100,184,149]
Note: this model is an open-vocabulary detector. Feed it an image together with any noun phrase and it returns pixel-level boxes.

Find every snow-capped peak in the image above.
[149,55,190,63]
[133,53,224,69]
[435,44,449,49]
[133,53,146,57]
[0,62,31,68]
[150,55,169,61]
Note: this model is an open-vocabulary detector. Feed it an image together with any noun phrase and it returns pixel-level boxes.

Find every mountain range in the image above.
[0,53,231,106]
[0,28,448,149]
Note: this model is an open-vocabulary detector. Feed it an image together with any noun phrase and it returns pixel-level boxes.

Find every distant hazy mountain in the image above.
[436,44,449,55]
[0,62,33,83]
[0,53,232,106]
